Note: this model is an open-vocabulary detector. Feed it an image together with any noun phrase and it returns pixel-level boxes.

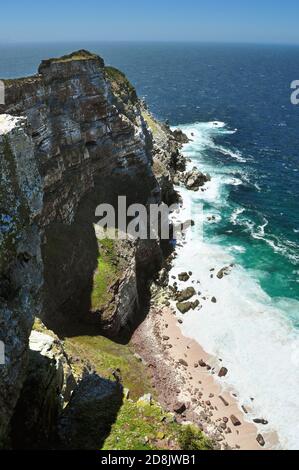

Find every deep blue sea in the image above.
[1,42,299,448]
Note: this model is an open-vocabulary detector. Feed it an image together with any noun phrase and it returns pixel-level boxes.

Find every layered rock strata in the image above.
[0,50,186,446]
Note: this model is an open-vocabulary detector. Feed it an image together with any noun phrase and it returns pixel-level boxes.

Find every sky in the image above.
[0,0,299,45]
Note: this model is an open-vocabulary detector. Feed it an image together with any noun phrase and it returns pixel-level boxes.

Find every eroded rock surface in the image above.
[0,50,186,447]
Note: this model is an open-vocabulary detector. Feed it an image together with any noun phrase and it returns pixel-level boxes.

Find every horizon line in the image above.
[1,39,299,47]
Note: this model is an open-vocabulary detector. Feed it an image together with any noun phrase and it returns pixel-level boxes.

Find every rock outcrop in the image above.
[58,374,123,450]
[10,328,76,449]
[0,50,185,446]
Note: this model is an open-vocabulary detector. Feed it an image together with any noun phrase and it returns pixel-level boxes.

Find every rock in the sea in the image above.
[176,299,200,314]
[211,297,217,304]
[183,168,211,191]
[256,434,266,447]
[253,419,268,425]
[178,272,190,282]
[217,267,231,280]
[176,302,192,314]
[176,287,196,302]
[218,367,228,378]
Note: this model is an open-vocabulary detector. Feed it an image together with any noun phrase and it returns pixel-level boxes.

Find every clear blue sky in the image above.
[1,0,299,44]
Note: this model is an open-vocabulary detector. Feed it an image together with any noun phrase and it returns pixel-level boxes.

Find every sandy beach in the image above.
[132,300,277,450]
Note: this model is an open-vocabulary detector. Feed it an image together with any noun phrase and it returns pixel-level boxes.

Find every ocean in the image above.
[1,41,299,449]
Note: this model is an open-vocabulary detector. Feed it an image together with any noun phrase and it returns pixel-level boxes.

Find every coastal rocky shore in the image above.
[0,50,265,450]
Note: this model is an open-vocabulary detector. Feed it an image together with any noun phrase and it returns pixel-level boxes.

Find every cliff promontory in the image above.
[0,50,191,448]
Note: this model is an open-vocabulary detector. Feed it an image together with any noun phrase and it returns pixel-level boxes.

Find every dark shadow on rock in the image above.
[10,350,63,450]
[10,350,123,450]
[57,374,123,450]
[41,170,160,340]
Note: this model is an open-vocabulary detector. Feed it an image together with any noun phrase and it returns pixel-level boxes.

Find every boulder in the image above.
[256,434,265,447]
[178,272,190,282]
[253,419,268,425]
[176,302,193,314]
[176,299,200,314]
[230,415,242,427]
[178,359,188,368]
[183,169,211,191]
[173,402,187,414]
[176,287,196,302]
[217,267,231,280]
[138,393,153,405]
[218,367,228,378]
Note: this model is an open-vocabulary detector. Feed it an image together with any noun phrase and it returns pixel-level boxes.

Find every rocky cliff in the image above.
[0,50,186,447]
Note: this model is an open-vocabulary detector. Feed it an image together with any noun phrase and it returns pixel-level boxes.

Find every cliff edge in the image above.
[0,50,189,447]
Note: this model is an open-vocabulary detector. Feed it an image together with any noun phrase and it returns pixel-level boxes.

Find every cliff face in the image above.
[0,115,43,446]
[1,50,162,328]
[0,50,184,446]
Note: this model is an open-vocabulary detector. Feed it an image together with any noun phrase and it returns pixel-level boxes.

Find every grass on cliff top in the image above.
[105,66,138,104]
[44,50,100,64]
[103,399,213,451]
[2,75,40,86]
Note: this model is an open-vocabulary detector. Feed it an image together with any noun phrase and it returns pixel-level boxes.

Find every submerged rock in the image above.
[217,266,232,280]
[253,419,268,425]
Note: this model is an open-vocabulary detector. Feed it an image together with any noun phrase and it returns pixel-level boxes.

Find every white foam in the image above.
[171,188,299,450]
[171,122,299,449]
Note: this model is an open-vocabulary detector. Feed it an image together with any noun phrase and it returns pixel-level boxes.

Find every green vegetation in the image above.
[91,238,123,312]
[105,66,138,105]
[63,334,154,400]
[44,50,100,65]
[142,110,163,138]
[2,75,40,86]
[105,67,137,96]
[103,399,213,451]
[34,321,213,451]
[178,425,214,451]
